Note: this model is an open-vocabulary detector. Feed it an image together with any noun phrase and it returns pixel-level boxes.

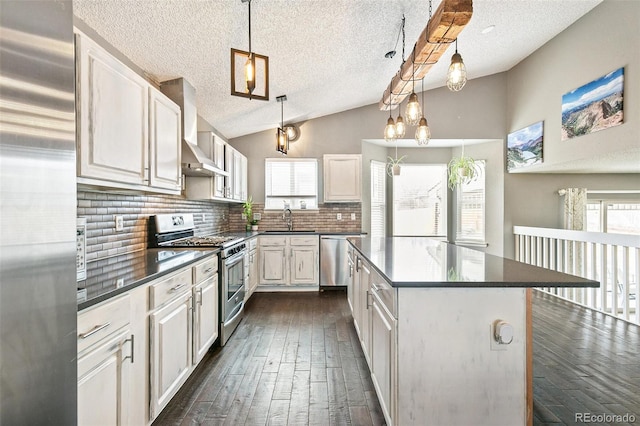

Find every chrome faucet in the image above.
[283,208,293,231]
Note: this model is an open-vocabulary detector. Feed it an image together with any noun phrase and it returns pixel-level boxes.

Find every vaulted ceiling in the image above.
[73,0,601,139]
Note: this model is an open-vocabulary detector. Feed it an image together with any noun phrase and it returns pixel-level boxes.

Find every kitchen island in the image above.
[347,237,598,426]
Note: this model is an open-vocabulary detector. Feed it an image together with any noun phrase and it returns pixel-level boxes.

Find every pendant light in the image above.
[231,0,269,101]
[405,48,421,125]
[446,38,467,92]
[383,83,397,142]
[415,78,431,146]
[276,95,289,155]
[394,15,406,139]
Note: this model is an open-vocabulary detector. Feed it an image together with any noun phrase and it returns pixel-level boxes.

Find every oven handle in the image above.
[225,250,246,266]
[225,300,244,325]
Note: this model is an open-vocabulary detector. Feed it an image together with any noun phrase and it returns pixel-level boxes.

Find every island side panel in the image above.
[397,287,527,426]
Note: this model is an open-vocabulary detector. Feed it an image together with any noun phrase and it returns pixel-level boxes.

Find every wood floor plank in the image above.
[244,371,277,426]
[267,400,290,426]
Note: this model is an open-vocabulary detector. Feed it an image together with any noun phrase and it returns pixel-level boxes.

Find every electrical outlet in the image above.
[116,278,124,288]
[351,213,356,220]
[201,213,206,222]
[337,213,342,220]
[241,213,247,220]
[115,215,124,232]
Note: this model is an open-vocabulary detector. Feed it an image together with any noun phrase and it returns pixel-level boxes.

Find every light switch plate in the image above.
[351,213,356,220]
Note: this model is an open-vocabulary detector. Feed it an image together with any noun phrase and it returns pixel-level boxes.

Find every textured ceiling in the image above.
[73,0,602,139]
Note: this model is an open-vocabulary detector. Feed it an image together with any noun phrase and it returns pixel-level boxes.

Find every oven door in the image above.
[223,250,245,321]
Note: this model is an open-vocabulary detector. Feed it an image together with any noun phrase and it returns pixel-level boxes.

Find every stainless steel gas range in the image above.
[149,213,246,346]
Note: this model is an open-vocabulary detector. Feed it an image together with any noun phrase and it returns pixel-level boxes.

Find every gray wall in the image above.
[503,0,640,257]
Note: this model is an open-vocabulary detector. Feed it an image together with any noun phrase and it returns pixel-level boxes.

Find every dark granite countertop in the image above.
[77,248,218,311]
[348,237,599,288]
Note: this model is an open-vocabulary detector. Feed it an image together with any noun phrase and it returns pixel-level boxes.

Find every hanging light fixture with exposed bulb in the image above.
[405,47,421,125]
[395,106,406,139]
[383,82,397,142]
[231,0,269,101]
[276,95,289,155]
[415,78,431,146]
[446,38,467,92]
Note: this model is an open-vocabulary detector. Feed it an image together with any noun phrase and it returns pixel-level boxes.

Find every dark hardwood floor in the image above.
[532,290,640,426]
[153,289,640,426]
[153,290,385,426]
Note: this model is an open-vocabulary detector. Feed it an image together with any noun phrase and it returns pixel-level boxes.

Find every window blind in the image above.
[265,158,318,209]
[370,160,386,237]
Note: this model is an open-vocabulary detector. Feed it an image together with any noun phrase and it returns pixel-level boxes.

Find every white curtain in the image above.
[562,188,587,231]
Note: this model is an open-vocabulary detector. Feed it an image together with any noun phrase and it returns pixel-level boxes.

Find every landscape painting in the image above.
[507,121,543,171]
[561,67,624,141]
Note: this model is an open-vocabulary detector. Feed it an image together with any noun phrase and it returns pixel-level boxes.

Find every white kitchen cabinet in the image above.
[78,329,133,426]
[192,256,218,364]
[370,279,396,426]
[357,256,372,363]
[196,131,227,198]
[289,236,319,285]
[249,244,259,297]
[75,30,180,195]
[149,86,182,191]
[77,294,134,426]
[149,273,193,419]
[259,238,288,285]
[347,244,356,312]
[258,235,319,288]
[323,154,362,202]
[224,145,248,202]
[76,30,148,187]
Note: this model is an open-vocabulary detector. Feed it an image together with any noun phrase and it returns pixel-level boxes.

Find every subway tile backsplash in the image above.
[77,191,230,262]
[78,190,362,263]
[228,202,362,233]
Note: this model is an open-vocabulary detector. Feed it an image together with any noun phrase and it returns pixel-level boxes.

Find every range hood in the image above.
[160,78,227,177]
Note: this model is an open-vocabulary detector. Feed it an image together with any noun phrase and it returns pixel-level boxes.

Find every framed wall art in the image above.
[507,121,543,171]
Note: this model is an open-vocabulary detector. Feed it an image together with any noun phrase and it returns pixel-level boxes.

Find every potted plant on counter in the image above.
[242,196,254,232]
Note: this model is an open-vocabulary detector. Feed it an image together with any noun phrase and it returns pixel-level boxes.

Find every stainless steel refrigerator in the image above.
[0,1,77,424]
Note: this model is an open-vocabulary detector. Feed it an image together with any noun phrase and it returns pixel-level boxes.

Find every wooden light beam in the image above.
[379,0,473,111]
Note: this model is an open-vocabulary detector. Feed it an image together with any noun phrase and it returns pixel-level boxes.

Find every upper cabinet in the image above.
[75,30,181,195]
[149,86,182,192]
[323,154,362,202]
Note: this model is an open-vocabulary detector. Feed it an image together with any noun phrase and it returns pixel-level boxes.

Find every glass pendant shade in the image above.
[395,115,406,138]
[415,116,431,146]
[447,52,467,92]
[245,53,255,93]
[405,92,421,125]
[384,116,397,142]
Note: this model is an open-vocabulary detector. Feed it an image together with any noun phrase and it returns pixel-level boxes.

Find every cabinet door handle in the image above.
[366,290,371,309]
[197,288,203,306]
[169,283,186,293]
[355,257,361,272]
[123,334,134,364]
[78,322,110,339]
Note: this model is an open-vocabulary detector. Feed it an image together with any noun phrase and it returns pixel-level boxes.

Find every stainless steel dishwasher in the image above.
[320,235,360,288]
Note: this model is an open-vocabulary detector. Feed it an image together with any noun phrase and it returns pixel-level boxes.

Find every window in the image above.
[265,158,318,210]
[392,164,447,237]
[587,201,640,235]
[370,160,386,237]
[456,161,486,243]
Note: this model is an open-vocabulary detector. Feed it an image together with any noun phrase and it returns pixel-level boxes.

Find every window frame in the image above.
[370,160,386,238]
[264,158,318,210]
[455,160,487,246]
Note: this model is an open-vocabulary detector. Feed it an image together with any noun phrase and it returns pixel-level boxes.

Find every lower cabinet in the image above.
[258,235,319,288]
[149,289,193,419]
[77,329,133,426]
[349,251,397,426]
[78,253,221,425]
[77,293,135,426]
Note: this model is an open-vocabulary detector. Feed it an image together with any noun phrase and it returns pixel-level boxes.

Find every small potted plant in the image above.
[447,154,480,190]
[386,155,406,177]
[250,219,259,231]
[242,196,254,232]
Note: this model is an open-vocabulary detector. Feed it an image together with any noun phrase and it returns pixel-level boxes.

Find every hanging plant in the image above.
[386,155,406,177]
[447,153,480,190]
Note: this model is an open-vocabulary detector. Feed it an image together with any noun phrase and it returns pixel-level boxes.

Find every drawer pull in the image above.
[79,322,111,339]
[203,267,213,273]
[169,283,186,293]
[123,334,134,364]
